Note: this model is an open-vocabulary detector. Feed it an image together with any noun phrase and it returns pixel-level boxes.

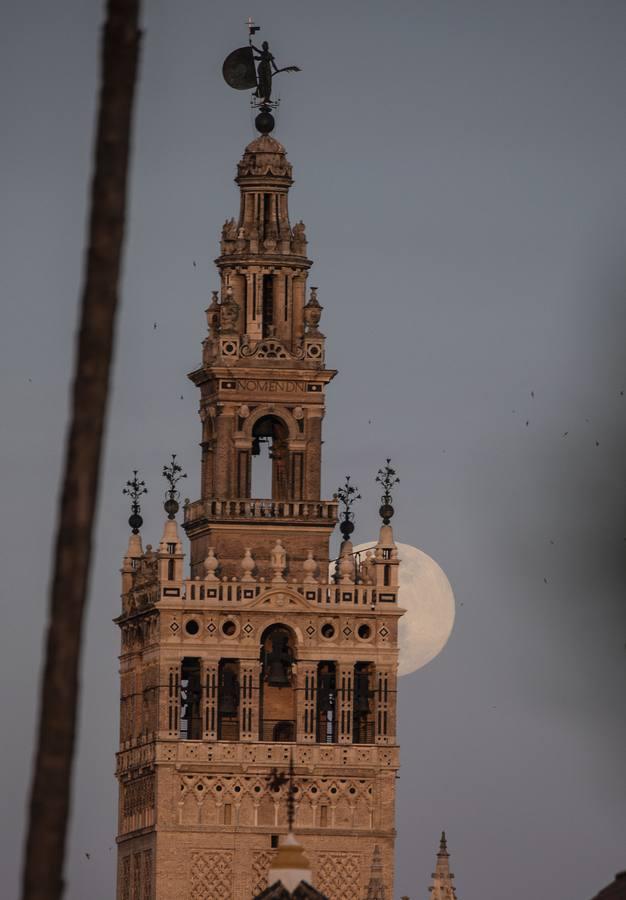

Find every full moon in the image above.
[351,542,456,676]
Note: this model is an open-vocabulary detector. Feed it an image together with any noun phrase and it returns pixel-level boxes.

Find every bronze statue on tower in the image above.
[222,19,301,134]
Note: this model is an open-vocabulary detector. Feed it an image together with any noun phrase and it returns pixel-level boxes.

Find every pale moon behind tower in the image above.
[353,542,456,676]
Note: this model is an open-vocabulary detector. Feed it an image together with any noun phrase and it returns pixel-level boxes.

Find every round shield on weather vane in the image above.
[222,46,257,90]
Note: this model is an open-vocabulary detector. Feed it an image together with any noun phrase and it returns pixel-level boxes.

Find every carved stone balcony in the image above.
[184,497,338,527]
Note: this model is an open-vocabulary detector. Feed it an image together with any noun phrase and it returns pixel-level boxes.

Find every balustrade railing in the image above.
[183,579,389,607]
[185,498,338,524]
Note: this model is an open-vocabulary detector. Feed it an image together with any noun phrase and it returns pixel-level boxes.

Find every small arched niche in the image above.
[259,624,297,741]
[251,415,290,500]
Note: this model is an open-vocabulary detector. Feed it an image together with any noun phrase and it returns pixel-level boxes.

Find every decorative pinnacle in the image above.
[376,458,399,525]
[335,475,361,541]
[267,752,297,831]
[439,831,448,854]
[123,470,147,533]
[162,454,187,520]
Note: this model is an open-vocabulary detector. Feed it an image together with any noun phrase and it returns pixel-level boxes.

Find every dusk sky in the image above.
[1,2,625,898]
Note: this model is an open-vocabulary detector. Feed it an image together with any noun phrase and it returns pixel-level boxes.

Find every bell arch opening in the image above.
[250,414,290,500]
[259,624,297,741]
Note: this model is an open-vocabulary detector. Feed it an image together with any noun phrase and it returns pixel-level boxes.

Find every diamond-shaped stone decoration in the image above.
[306,625,315,636]
[207,622,216,633]
[342,626,352,637]
[379,626,389,638]
[170,621,179,633]
[243,622,253,635]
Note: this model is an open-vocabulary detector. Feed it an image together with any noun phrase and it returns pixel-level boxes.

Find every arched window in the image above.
[179,658,202,740]
[353,662,375,745]
[262,274,274,338]
[317,661,337,744]
[251,415,290,500]
[259,624,297,742]
[217,659,240,741]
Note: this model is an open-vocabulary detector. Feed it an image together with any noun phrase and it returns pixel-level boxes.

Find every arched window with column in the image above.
[259,624,297,742]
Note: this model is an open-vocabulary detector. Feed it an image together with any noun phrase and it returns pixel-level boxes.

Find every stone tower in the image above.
[427,833,458,900]
[115,134,403,900]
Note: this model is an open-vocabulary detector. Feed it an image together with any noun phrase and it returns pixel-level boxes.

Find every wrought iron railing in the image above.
[217,719,240,741]
[352,721,376,745]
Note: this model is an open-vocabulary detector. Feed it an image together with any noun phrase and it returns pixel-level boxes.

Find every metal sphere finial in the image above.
[335,475,361,541]
[162,454,187,519]
[376,458,400,524]
[123,470,147,533]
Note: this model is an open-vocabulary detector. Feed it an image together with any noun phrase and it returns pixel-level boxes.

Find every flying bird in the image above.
[543,577,548,584]
[525,420,529,427]
[193,260,197,267]
[180,395,184,400]
[530,391,535,398]
[153,322,157,330]
[85,853,90,860]
[562,432,568,437]
[595,441,600,447]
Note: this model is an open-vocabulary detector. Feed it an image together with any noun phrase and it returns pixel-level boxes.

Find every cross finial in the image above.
[246,16,260,39]
[122,470,147,533]
[162,454,187,519]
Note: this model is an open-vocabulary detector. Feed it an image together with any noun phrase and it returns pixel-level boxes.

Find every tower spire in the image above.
[364,845,387,900]
[428,831,458,900]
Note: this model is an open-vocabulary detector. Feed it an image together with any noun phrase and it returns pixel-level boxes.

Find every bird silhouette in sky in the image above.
[562,431,568,437]
[153,322,157,330]
[543,577,548,584]
[525,420,529,426]
[180,395,184,400]
[85,853,90,860]
[531,390,535,398]
[595,441,600,447]
[193,260,197,267]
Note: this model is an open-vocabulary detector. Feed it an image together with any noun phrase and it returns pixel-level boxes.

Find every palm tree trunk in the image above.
[21,2,141,898]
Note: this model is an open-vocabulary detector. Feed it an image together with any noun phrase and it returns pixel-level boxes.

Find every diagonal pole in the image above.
[20,2,142,898]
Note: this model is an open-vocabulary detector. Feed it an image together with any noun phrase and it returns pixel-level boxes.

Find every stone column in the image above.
[337,663,354,744]
[240,661,261,740]
[297,662,317,742]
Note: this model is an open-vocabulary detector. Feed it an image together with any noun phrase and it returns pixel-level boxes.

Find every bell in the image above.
[220,669,239,714]
[354,672,371,712]
[267,658,290,686]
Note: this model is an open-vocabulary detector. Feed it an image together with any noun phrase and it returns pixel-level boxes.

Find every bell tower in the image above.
[115,126,403,900]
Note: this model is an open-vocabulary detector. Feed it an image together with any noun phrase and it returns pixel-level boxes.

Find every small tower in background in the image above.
[364,845,387,900]
[428,832,458,900]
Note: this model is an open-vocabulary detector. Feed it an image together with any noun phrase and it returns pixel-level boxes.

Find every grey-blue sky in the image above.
[1,1,625,898]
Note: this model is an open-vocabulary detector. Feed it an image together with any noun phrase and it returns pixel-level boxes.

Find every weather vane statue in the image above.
[222,18,301,135]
